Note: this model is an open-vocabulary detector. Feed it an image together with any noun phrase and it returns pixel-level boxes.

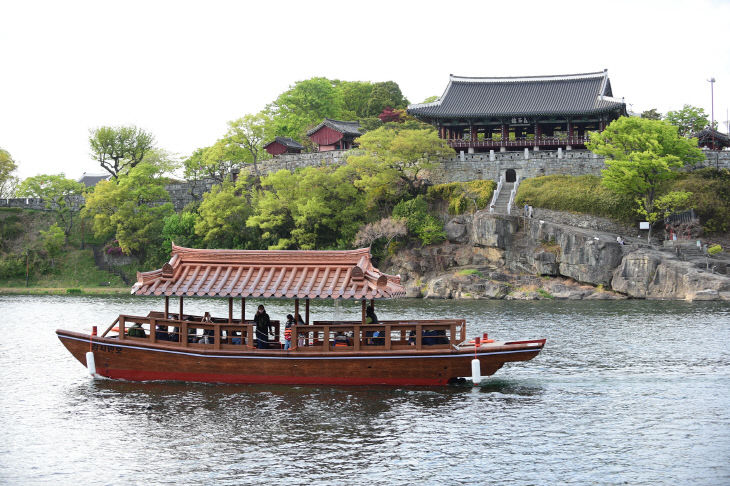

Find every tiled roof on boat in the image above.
[131,245,405,299]
[407,70,626,119]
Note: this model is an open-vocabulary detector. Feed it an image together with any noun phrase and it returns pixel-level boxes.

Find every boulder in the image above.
[611,249,730,300]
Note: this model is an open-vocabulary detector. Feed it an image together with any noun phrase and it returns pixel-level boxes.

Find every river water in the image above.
[0,295,728,485]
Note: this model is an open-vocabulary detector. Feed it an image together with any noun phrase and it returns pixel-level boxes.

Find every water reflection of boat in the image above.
[57,246,545,386]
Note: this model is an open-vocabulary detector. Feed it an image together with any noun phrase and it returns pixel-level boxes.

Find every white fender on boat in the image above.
[86,351,97,378]
[471,358,481,385]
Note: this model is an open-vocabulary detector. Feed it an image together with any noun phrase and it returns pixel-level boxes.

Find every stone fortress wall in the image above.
[3,150,729,212]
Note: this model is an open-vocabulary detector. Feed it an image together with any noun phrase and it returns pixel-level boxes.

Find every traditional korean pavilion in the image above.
[408,70,627,152]
[264,136,304,156]
[307,119,362,152]
[691,127,730,150]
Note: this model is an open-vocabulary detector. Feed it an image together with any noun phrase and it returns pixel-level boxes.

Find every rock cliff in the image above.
[386,209,730,301]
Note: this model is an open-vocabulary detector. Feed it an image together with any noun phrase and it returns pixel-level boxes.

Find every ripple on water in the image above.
[0,296,729,485]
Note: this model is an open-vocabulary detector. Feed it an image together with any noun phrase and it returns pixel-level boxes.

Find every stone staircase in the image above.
[492,182,514,214]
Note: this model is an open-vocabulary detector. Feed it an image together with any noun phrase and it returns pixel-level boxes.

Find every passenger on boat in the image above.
[283,314,295,350]
[128,322,146,338]
[295,313,306,347]
[254,305,272,349]
[334,332,350,347]
[365,305,379,344]
[155,324,169,341]
[169,326,180,343]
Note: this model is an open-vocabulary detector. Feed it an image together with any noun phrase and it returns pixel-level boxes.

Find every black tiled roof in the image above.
[407,71,626,119]
[77,173,111,187]
[692,127,730,144]
[306,118,362,137]
[264,136,304,149]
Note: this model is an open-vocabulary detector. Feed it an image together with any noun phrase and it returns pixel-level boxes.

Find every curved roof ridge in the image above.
[449,70,607,83]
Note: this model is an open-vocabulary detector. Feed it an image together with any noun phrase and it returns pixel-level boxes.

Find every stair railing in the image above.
[490,174,504,213]
[507,175,520,215]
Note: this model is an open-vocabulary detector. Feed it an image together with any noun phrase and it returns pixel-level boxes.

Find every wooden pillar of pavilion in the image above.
[361,299,367,324]
[165,296,169,318]
[305,299,310,324]
[228,297,233,323]
[179,296,183,320]
[241,298,245,322]
[294,298,299,322]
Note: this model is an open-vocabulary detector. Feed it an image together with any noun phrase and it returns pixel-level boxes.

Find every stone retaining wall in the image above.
[2,150,728,212]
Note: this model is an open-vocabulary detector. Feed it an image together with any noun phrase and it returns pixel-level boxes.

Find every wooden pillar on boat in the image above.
[305,299,310,324]
[370,298,374,311]
[179,296,184,320]
[228,297,233,323]
[294,298,299,322]
[165,297,169,318]
[150,317,156,343]
[361,299,366,324]
[119,315,125,340]
[241,298,245,322]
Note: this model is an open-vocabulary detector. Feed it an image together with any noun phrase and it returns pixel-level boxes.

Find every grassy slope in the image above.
[0,208,127,294]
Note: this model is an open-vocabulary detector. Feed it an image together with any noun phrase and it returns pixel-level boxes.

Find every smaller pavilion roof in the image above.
[131,245,405,300]
[306,118,362,137]
[692,127,730,147]
[263,136,304,150]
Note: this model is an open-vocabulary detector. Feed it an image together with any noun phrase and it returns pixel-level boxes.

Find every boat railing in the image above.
[302,319,466,351]
[107,314,280,351]
[103,315,465,352]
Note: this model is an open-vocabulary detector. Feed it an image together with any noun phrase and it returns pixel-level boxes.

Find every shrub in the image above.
[392,196,446,246]
[670,169,730,234]
[428,180,496,215]
[66,288,83,294]
[516,174,636,221]
[708,244,722,255]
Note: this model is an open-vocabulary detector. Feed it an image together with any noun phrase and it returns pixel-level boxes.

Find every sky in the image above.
[1,0,729,180]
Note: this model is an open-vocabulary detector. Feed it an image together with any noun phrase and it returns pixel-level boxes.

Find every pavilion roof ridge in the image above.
[448,70,608,83]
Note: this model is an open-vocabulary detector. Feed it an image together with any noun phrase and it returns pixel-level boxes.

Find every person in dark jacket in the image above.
[254,305,272,349]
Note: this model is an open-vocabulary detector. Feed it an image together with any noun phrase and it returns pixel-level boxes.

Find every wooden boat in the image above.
[57,246,545,386]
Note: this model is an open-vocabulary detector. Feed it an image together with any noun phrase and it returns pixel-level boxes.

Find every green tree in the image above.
[640,108,662,120]
[339,81,374,118]
[89,125,156,178]
[366,81,409,116]
[664,105,709,137]
[0,148,19,198]
[392,196,446,246]
[82,163,174,264]
[184,141,243,184]
[247,166,367,249]
[348,124,455,207]
[225,113,271,179]
[269,78,344,140]
[40,223,65,268]
[636,191,693,239]
[161,211,200,250]
[421,95,439,103]
[16,174,86,237]
[195,178,260,249]
[587,116,703,228]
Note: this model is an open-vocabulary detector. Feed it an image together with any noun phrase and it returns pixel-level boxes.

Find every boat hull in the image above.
[57,330,544,386]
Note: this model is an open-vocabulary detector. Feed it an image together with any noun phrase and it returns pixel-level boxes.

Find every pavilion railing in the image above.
[447,136,590,148]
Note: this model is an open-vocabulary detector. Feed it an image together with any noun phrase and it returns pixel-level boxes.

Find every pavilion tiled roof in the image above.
[692,127,730,146]
[407,70,626,119]
[131,245,405,300]
[306,118,362,137]
[264,136,304,150]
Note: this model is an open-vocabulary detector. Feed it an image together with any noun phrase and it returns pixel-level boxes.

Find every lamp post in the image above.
[707,77,715,128]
